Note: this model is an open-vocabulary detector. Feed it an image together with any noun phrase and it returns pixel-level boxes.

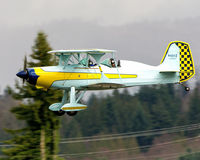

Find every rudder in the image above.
[175,41,195,82]
[160,41,195,82]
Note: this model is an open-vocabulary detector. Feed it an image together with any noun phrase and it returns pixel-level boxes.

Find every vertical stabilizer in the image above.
[160,43,180,72]
[160,41,195,82]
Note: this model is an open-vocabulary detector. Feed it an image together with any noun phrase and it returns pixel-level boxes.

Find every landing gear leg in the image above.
[179,83,190,92]
[50,88,87,116]
[64,87,80,116]
[52,90,68,116]
[60,87,87,116]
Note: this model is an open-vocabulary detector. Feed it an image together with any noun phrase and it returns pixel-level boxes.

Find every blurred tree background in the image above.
[0,32,199,160]
[0,32,63,160]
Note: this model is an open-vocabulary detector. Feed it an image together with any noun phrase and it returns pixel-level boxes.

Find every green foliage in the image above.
[178,152,200,160]
[2,32,62,160]
[0,33,199,158]
[186,85,200,137]
[61,83,185,153]
[136,84,181,126]
[188,87,200,124]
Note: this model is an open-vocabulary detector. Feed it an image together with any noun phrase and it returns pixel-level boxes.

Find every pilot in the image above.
[110,58,116,67]
[88,59,95,67]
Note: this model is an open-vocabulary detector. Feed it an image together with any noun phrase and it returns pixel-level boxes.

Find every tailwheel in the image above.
[185,87,190,92]
[66,111,78,116]
[179,83,190,92]
[54,110,65,116]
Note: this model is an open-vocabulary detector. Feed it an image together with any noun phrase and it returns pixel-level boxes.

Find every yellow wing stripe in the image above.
[34,67,137,89]
[105,74,137,79]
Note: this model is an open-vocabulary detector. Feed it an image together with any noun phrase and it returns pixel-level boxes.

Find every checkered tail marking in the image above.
[175,42,195,82]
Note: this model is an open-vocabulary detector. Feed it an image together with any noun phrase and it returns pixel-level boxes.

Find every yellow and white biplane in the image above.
[16,41,195,116]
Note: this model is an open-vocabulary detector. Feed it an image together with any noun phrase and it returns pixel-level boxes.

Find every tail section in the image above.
[160,43,180,72]
[176,42,195,82]
[160,41,195,82]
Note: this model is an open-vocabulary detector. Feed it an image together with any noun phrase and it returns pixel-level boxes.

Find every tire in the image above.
[185,87,190,92]
[66,111,78,116]
[54,110,65,116]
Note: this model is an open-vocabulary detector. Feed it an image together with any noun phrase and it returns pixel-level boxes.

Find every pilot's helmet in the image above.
[89,59,93,65]
[111,59,115,64]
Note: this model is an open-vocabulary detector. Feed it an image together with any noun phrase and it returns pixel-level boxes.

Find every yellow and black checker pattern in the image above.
[175,42,195,82]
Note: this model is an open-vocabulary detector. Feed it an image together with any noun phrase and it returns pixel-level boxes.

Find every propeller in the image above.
[23,55,27,84]
[24,55,27,71]
[16,55,29,84]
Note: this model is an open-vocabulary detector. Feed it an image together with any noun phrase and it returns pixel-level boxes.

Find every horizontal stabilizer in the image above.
[160,70,178,73]
[159,67,180,73]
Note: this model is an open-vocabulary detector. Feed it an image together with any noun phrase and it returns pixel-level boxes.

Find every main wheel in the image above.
[54,110,65,116]
[66,111,78,116]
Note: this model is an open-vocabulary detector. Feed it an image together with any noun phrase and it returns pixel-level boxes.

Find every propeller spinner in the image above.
[16,55,28,83]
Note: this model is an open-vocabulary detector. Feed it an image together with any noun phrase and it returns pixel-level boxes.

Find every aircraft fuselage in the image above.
[23,60,179,91]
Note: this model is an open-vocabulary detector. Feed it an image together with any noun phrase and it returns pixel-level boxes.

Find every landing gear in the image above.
[54,110,65,116]
[185,87,190,92]
[179,83,190,92]
[53,110,78,116]
[66,111,78,116]
[49,87,87,116]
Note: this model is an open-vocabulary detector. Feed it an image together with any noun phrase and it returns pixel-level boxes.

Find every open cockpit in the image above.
[48,49,120,68]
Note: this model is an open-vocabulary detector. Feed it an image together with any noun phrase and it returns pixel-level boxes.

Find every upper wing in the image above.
[48,49,116,55]
[48,49,116,66]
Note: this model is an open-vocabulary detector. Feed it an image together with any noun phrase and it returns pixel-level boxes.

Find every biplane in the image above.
[16,41,195,116]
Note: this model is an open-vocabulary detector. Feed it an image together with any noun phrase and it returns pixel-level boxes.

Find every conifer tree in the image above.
[2,32,63,160]
[186,83,200,136]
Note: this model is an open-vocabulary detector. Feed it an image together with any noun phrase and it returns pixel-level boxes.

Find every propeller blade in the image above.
[24,55,27,71]
[23,55,27,85]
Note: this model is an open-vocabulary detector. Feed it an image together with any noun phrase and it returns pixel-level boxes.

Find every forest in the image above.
[58,82,200,159]
[0,32,199,160]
